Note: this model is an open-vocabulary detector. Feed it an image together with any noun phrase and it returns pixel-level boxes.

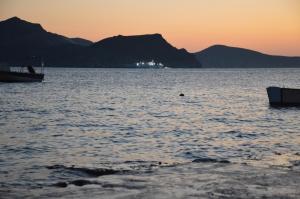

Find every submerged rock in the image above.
[52,182,68,188]
[46,165,64,170]
[71,167,119,177]
[46,165,124,177]
[70,179,96,187]
[291,160,300,167]
[52,180,102,188]
[192,158,230,164]
[192,158,218,163]
[218,160,231,164]
[274,151,282,155]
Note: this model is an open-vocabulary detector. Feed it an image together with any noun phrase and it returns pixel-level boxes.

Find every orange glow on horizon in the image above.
[0,0,299,56]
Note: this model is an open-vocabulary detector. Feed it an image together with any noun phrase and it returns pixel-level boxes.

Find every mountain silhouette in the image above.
[0,17,91,66]
[195,45,300,68]
[70,38,93,46]
[2,17,299,68]
[0,17,200,67]
[77,34,200,67]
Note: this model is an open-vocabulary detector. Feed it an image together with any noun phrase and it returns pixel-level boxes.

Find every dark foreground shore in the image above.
[1,160,300,199]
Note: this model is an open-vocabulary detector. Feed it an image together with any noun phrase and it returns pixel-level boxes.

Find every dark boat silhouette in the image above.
[0,65,44,83]
[267,87,300,106]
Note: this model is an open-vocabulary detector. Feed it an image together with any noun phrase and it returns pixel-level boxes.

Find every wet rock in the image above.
[52,182,68,188]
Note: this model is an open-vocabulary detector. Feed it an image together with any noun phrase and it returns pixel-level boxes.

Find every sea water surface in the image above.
[0,68,300,198]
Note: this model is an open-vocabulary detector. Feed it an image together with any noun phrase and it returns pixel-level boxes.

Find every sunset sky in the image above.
[1,0,299,56]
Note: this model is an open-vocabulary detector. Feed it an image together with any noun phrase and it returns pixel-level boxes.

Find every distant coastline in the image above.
[1,17,300,68]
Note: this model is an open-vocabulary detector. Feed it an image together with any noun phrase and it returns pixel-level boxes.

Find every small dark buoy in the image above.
[179,93,184,97]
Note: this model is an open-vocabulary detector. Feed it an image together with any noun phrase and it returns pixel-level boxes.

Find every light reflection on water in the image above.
[0,68,300,198]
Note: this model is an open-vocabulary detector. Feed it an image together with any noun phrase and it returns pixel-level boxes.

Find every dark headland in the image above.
[1,17,299,68]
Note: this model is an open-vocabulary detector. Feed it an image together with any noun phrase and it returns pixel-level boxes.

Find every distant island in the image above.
[194,45,300,68]
[0,17,299,68]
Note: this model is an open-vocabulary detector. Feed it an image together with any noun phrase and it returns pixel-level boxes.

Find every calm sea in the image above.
[1,68,300,198]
